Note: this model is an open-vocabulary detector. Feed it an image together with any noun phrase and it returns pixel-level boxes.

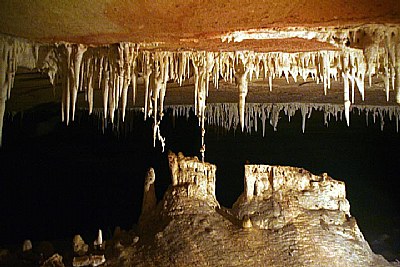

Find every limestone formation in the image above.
[73,235,88,256]
[1,24,400,153]
[165,151,218,206]
[114,153,393,267]
[168,102,400,134]
[94,229,105,250]
[141,168,157,216]
[242,215,253,229]
[41,253,65,267]
[72,255,105,267]
[233,165,351,230]
[22,239,32,252]
[0,2,399,266]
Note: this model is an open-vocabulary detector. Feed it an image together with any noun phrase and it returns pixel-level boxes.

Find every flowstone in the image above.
[112,153,394,267]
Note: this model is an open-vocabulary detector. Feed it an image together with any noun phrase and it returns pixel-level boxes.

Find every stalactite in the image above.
[71,44,87,122]
[143,51,153,121]
[102,59,110,120]
[235,55,250,132]
[1,24,400,148]
[167,103,400,134]
[192,52,210,161]
[87,56,94,114]
[0,34,38,145]
[83,102,400,141]
[0,41,10,146]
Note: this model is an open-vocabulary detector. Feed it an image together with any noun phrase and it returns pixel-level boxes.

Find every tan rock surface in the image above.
[109,153,393,267]
[0,0,399,46]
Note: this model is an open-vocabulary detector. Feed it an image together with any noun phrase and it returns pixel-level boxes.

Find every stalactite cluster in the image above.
[0,24,399,155]
[169,103,400,134]
[0,35,38,145]
[82,103,400,139]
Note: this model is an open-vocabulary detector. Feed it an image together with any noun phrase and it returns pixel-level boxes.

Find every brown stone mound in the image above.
[108,152,393,267]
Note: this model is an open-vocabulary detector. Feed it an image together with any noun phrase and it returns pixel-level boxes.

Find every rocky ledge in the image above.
[111,152,396,267]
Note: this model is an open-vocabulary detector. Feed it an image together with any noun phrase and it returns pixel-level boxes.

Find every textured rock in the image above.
[22,239,33,252]
[233,165,350,230]
[72,255,105,267]
[111,153,393,267]
[41,253,65,267]
[141,168,157,217]
[73,235,89,256]
[166,151,218,207]
[93,229,105,250]
[1,24,400,152]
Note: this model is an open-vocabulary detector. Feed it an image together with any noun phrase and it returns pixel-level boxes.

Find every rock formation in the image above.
[72,255,106,267]
[41,253,65,267]
[141,168,157,217]
[73,235,89,256]
[73,231,106,267]
[22,239,33,252]
[233,165,351,230]
[93,229,105,250]
[111,152,395,267]
[1,23,400,155]
[165,151,218,207]
[0,2,399,266]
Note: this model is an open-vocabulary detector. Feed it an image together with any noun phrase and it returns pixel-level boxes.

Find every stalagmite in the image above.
[242,215,253,228]
[73,235,88,256]
[94,229,104,250]
[141,168,157,219]
[22,240,32,252]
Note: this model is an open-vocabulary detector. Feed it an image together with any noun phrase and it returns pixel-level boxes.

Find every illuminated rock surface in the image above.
[1,23,400,152]
[0,1,399,266]
[102,153,394,267]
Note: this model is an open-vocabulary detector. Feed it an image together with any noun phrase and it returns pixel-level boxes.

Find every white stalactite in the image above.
[164,102,400,135]
[1,24,400,147]
[0,42,10,146]
[235,56,250,132]
[342,56,351,127]
[103,61,110,120]
[192,52,209,161]
[71,44,87,122]
[396,42,400,104]
[143,52,153,121]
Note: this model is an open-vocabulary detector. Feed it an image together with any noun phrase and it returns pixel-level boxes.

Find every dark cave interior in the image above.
[0,102,399,259]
